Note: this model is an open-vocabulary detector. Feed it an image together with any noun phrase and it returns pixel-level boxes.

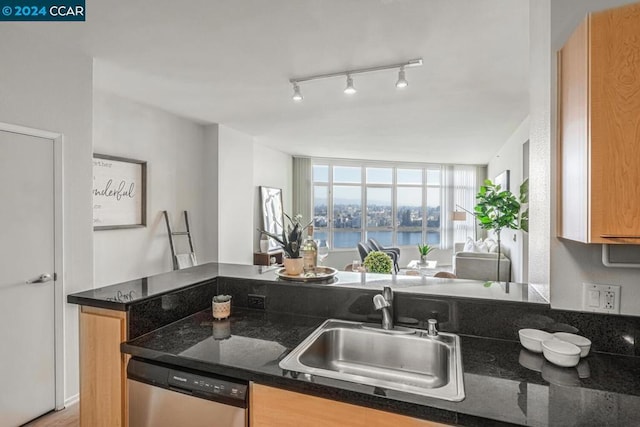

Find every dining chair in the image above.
[367,238,400,273]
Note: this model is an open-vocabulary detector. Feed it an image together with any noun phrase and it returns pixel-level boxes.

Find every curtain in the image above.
[452,165,481,245]
[442,165,455,249]
[292,157,312,223]
[430,165,479,249]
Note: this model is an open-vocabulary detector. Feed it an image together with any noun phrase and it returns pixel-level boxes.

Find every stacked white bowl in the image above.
[518,329,591,368]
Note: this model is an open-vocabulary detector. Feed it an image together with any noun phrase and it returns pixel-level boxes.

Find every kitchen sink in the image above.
[279,319,464,401]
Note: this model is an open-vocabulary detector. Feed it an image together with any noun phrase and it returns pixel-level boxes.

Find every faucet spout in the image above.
[373,287,394,330]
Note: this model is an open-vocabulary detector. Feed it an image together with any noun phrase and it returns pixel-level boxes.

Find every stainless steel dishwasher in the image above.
[127,358,248,427]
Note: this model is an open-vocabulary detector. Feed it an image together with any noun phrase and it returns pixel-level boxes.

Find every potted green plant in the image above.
[417,244,435,264]
[363,251,393,274]
[259,213,311,275]
[474,179,521,283]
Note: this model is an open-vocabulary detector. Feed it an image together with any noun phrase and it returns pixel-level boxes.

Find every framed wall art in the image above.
[93,154,147,230]
[494,169,510,192]
[260,186,284,252]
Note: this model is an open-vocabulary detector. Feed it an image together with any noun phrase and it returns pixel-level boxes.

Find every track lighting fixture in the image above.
[292,82,303,101]
[288,58,422,102]
[344,74,356,95]
[396,66,408,89]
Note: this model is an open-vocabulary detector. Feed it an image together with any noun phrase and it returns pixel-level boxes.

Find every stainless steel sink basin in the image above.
[279,319,464,401]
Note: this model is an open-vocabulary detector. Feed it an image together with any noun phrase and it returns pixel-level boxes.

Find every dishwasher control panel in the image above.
[168,370,247,400]
[127,358,248,406]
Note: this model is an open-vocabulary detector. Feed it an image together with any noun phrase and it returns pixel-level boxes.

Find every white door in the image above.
[0,130,56,426]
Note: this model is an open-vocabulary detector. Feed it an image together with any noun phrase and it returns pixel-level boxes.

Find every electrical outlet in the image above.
[604,291,616,310]
[248,294,266,310]
[583,283,620,314]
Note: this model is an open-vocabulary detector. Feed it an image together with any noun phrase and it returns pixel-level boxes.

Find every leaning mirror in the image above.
[260,186,284,252]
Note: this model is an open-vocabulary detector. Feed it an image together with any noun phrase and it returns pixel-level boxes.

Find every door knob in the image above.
[26,273,53,284]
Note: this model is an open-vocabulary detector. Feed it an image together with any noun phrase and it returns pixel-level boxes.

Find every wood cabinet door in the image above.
[558,17,590,242]
[250,383,450,427]
[79,306,128,427]
[589,2,640,243]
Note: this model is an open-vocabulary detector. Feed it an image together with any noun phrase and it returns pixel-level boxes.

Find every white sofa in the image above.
[453,242,511,282]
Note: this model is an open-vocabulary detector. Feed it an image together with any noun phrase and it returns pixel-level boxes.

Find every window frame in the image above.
[312,160,445,251]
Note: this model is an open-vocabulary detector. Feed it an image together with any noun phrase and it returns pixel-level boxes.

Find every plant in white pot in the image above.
[259,213,311,275]
[417,244,435,264]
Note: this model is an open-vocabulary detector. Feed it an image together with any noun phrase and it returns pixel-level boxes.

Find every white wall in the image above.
[253,143,293,252]
[488,117,530,283]
[0,27,93,401]
[203,124,219,263]
[529,0,552,292]
[217,125,255,264]
[93,90,209,286]
[547,0,640,315]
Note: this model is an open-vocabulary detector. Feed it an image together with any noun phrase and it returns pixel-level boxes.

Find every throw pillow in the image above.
[485,238,498,253]
[463,237,475,252]
[474,239,489,253]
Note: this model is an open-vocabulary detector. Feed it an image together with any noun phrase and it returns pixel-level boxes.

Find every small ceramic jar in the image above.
[212,319,231,340]
[212,296,232,320]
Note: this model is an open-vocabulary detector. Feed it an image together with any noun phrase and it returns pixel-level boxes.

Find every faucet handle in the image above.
[427,318,438,336]
[373,294,391,310]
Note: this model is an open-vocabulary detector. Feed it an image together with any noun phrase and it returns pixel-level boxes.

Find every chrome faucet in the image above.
[373,286,394,330]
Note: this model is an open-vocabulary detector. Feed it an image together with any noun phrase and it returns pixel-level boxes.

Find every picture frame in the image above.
[93,153,147,230]
[494,169,510,192]
[260,186,284,252]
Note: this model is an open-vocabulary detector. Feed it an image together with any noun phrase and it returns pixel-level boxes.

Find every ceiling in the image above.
[20,0,530,164]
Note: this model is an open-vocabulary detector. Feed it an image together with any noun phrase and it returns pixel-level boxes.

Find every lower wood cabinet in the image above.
[250,383,451,427]
[79,306,129,427]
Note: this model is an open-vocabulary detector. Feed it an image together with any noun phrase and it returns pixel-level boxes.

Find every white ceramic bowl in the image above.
[553,332,591,357]
[576,359,591,378]
[542,338,581,368]
[518,329,553,353]
[518,349,544,372]
[541,361,580,386]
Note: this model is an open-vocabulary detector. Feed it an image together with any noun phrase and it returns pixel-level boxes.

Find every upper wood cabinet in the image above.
[558,2,640,244]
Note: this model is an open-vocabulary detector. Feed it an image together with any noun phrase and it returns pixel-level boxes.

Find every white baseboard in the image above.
[64,393,79,408]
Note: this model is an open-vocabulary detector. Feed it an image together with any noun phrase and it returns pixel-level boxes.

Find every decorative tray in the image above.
[275,266,338,282]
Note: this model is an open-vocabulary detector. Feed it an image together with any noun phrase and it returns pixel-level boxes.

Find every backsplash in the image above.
[124,275,639,357]
[128,279,218,338]
[219,277,640,357]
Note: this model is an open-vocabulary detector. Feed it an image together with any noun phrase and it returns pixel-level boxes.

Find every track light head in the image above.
[292,82,303,102]
[344,75,356,95]
[396,67,408,89]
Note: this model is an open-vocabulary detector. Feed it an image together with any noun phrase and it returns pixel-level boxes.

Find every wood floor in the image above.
[23,403,78,427]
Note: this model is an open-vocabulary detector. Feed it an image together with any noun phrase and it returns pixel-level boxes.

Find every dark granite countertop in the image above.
[121,308,640,426]
[68,262,548,311]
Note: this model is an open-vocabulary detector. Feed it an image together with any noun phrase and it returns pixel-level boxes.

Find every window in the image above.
[311,161,472,250]
[366,167,393,246]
